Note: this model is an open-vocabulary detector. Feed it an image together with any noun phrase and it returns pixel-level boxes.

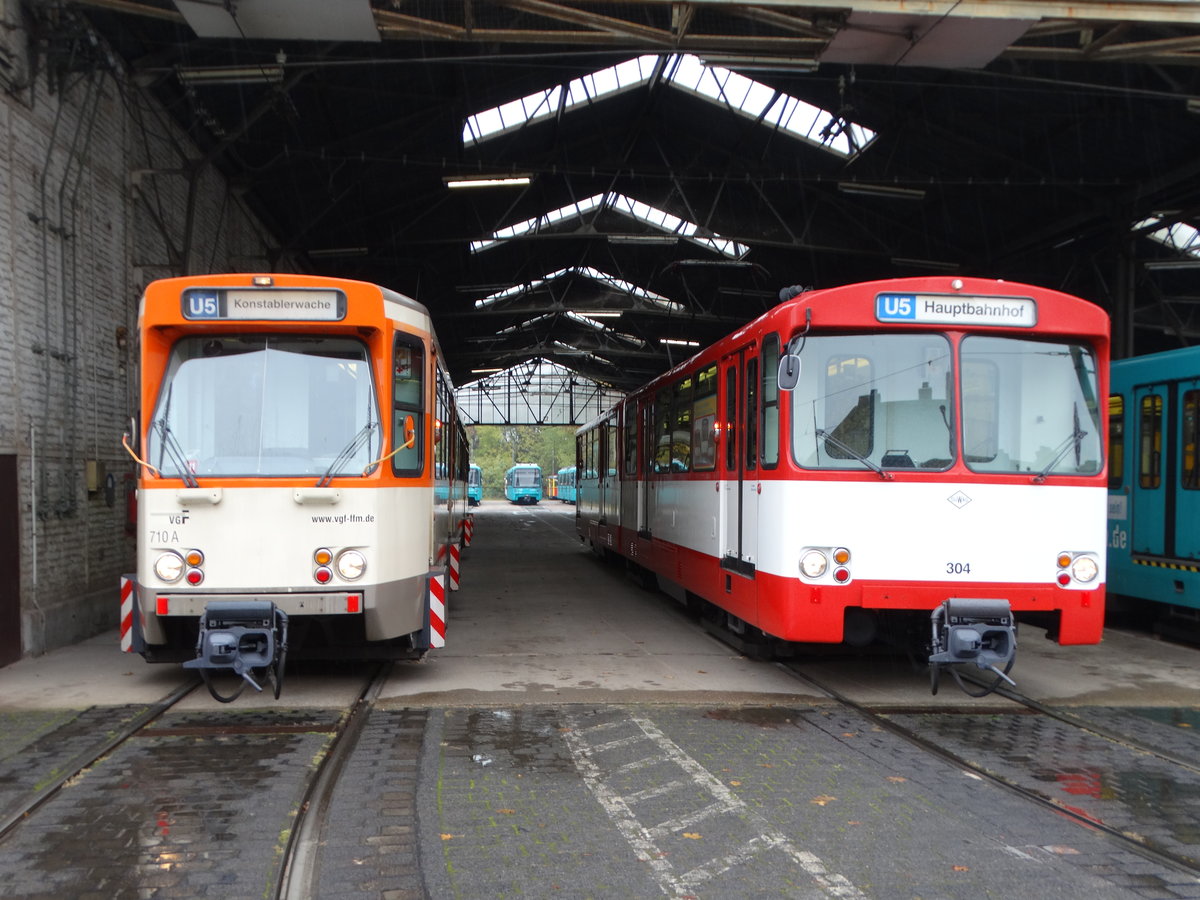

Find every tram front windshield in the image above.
[790,333,1102,475]
[512,468,540,487]
[148,335,380,478]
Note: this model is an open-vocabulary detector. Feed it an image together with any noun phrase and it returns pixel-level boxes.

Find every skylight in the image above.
[470,192,748,258]
[474,266,683,312]
[1138,217,1200,257]
[463,53,876,159]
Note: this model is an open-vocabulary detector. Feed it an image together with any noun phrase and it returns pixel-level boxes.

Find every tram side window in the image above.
[1183,390,1199,490]
[692,365,718,472]
[1139,394,1163,489]
[654,391,672,473]
[607,420,619,477]
[624,410,637,476]
[392,337,424,475]
[1108,394,1124,490]
[760,335,780,467]
[671,376,693,472]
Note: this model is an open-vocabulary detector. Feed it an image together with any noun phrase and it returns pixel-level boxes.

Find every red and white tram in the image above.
[576,276,1108,687]
[121,274,469,699]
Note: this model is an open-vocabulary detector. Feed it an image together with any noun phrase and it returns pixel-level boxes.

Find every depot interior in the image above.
[4,0,1200,663]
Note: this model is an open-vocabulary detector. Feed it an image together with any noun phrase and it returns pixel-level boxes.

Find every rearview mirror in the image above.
[778,354,801,390]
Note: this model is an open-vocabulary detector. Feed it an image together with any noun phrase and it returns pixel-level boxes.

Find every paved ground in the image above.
[1,500,1199,898]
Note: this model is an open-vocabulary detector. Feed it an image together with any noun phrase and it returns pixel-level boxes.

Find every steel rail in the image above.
[0,677,200,842]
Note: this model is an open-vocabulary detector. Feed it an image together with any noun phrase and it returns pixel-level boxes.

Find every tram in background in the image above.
[120,273,468,700]
[1107,346,1200,630]
[556,465,577,503]
[577,276,1109,693]
[504,463,543,504]
[468,463,483,506]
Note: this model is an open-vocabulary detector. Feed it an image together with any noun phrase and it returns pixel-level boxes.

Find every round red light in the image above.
[186,568,204,586]
[833,567,850,583]
[315,566,333,584]
[1057,572,1072,586]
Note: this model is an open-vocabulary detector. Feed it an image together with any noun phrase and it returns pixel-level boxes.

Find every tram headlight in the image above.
[800,550,828,579]
[1070,555,1099,583]
[153,551,185,583]
[335,549,366,581]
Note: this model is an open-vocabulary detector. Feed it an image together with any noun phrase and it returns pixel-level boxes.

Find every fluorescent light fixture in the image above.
[307,246,368,258]
[699,55,819,73]
[444,174,532,189]
[471,367,503,374]
[575,310,622,317]
[890,256,960,271]
[660,338,699,347]
[176,65,283,85]
[1144,259,1200,270]
[838,182,926,200]
[608,234,680,245]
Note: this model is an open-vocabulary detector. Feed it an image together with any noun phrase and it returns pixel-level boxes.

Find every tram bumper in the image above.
[928,598,1016,696]
[183,600,289,702]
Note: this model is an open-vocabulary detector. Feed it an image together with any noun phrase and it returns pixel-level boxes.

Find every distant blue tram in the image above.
[504,463,543,504]
[1108,346,1200,622]
[556,465,577,503]
[468,464,483,506]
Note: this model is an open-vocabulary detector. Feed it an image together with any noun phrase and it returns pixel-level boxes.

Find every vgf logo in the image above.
[186,292,220,318]
[877,293,915,320]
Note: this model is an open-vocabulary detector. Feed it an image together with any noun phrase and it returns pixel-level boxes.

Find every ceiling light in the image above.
[1144,259,1200,270]
[699,55,819,73]
[176,65,283,85]
[890,256,960,272]
[471,367,503,374]
[660,338,699,347]
[608,234,679,245]
[575,310,622,317]
[308,247,368,258]
[444,175,532,189]
[837,182,926,200]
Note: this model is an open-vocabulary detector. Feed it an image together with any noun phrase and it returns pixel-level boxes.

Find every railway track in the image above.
[0,664,392,900]
[782,661,1200,884]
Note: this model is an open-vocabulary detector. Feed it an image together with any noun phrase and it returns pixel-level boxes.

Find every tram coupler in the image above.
[928,598,1017,697]
[183,600,289,703]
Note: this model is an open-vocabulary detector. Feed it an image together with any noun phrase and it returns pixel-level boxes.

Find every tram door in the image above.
[1132,383,1169,556]
[637,400,652,536]
[1177,382,1200,560]
[720,349,757,575]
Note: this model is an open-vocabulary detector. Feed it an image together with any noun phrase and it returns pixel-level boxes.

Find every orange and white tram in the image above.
[120,273,469,699]
[577,276,1109,692]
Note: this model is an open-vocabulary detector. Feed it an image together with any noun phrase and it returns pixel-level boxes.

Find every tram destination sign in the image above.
[875,292,1036,327]
[181,288,347,321]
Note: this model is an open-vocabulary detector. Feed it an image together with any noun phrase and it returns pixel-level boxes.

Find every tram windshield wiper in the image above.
[153,418,199,489]
[815,429,892,480]
[1032,402,1087,484]
[317,421,378,487]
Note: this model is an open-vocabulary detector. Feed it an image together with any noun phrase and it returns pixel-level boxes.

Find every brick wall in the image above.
[0,9,285,657]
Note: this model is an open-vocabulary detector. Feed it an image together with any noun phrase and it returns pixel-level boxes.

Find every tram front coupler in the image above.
[928,598,1017,697]
[183,600,289,703]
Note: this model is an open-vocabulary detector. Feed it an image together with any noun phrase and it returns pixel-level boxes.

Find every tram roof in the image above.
[51,1,1200,421]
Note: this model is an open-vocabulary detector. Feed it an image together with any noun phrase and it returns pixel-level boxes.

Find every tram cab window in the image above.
[392,337,424,476]
[790,334,953,472]
[147,334,379,478]
[962,336,1102,476]
[760,334,780,468]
